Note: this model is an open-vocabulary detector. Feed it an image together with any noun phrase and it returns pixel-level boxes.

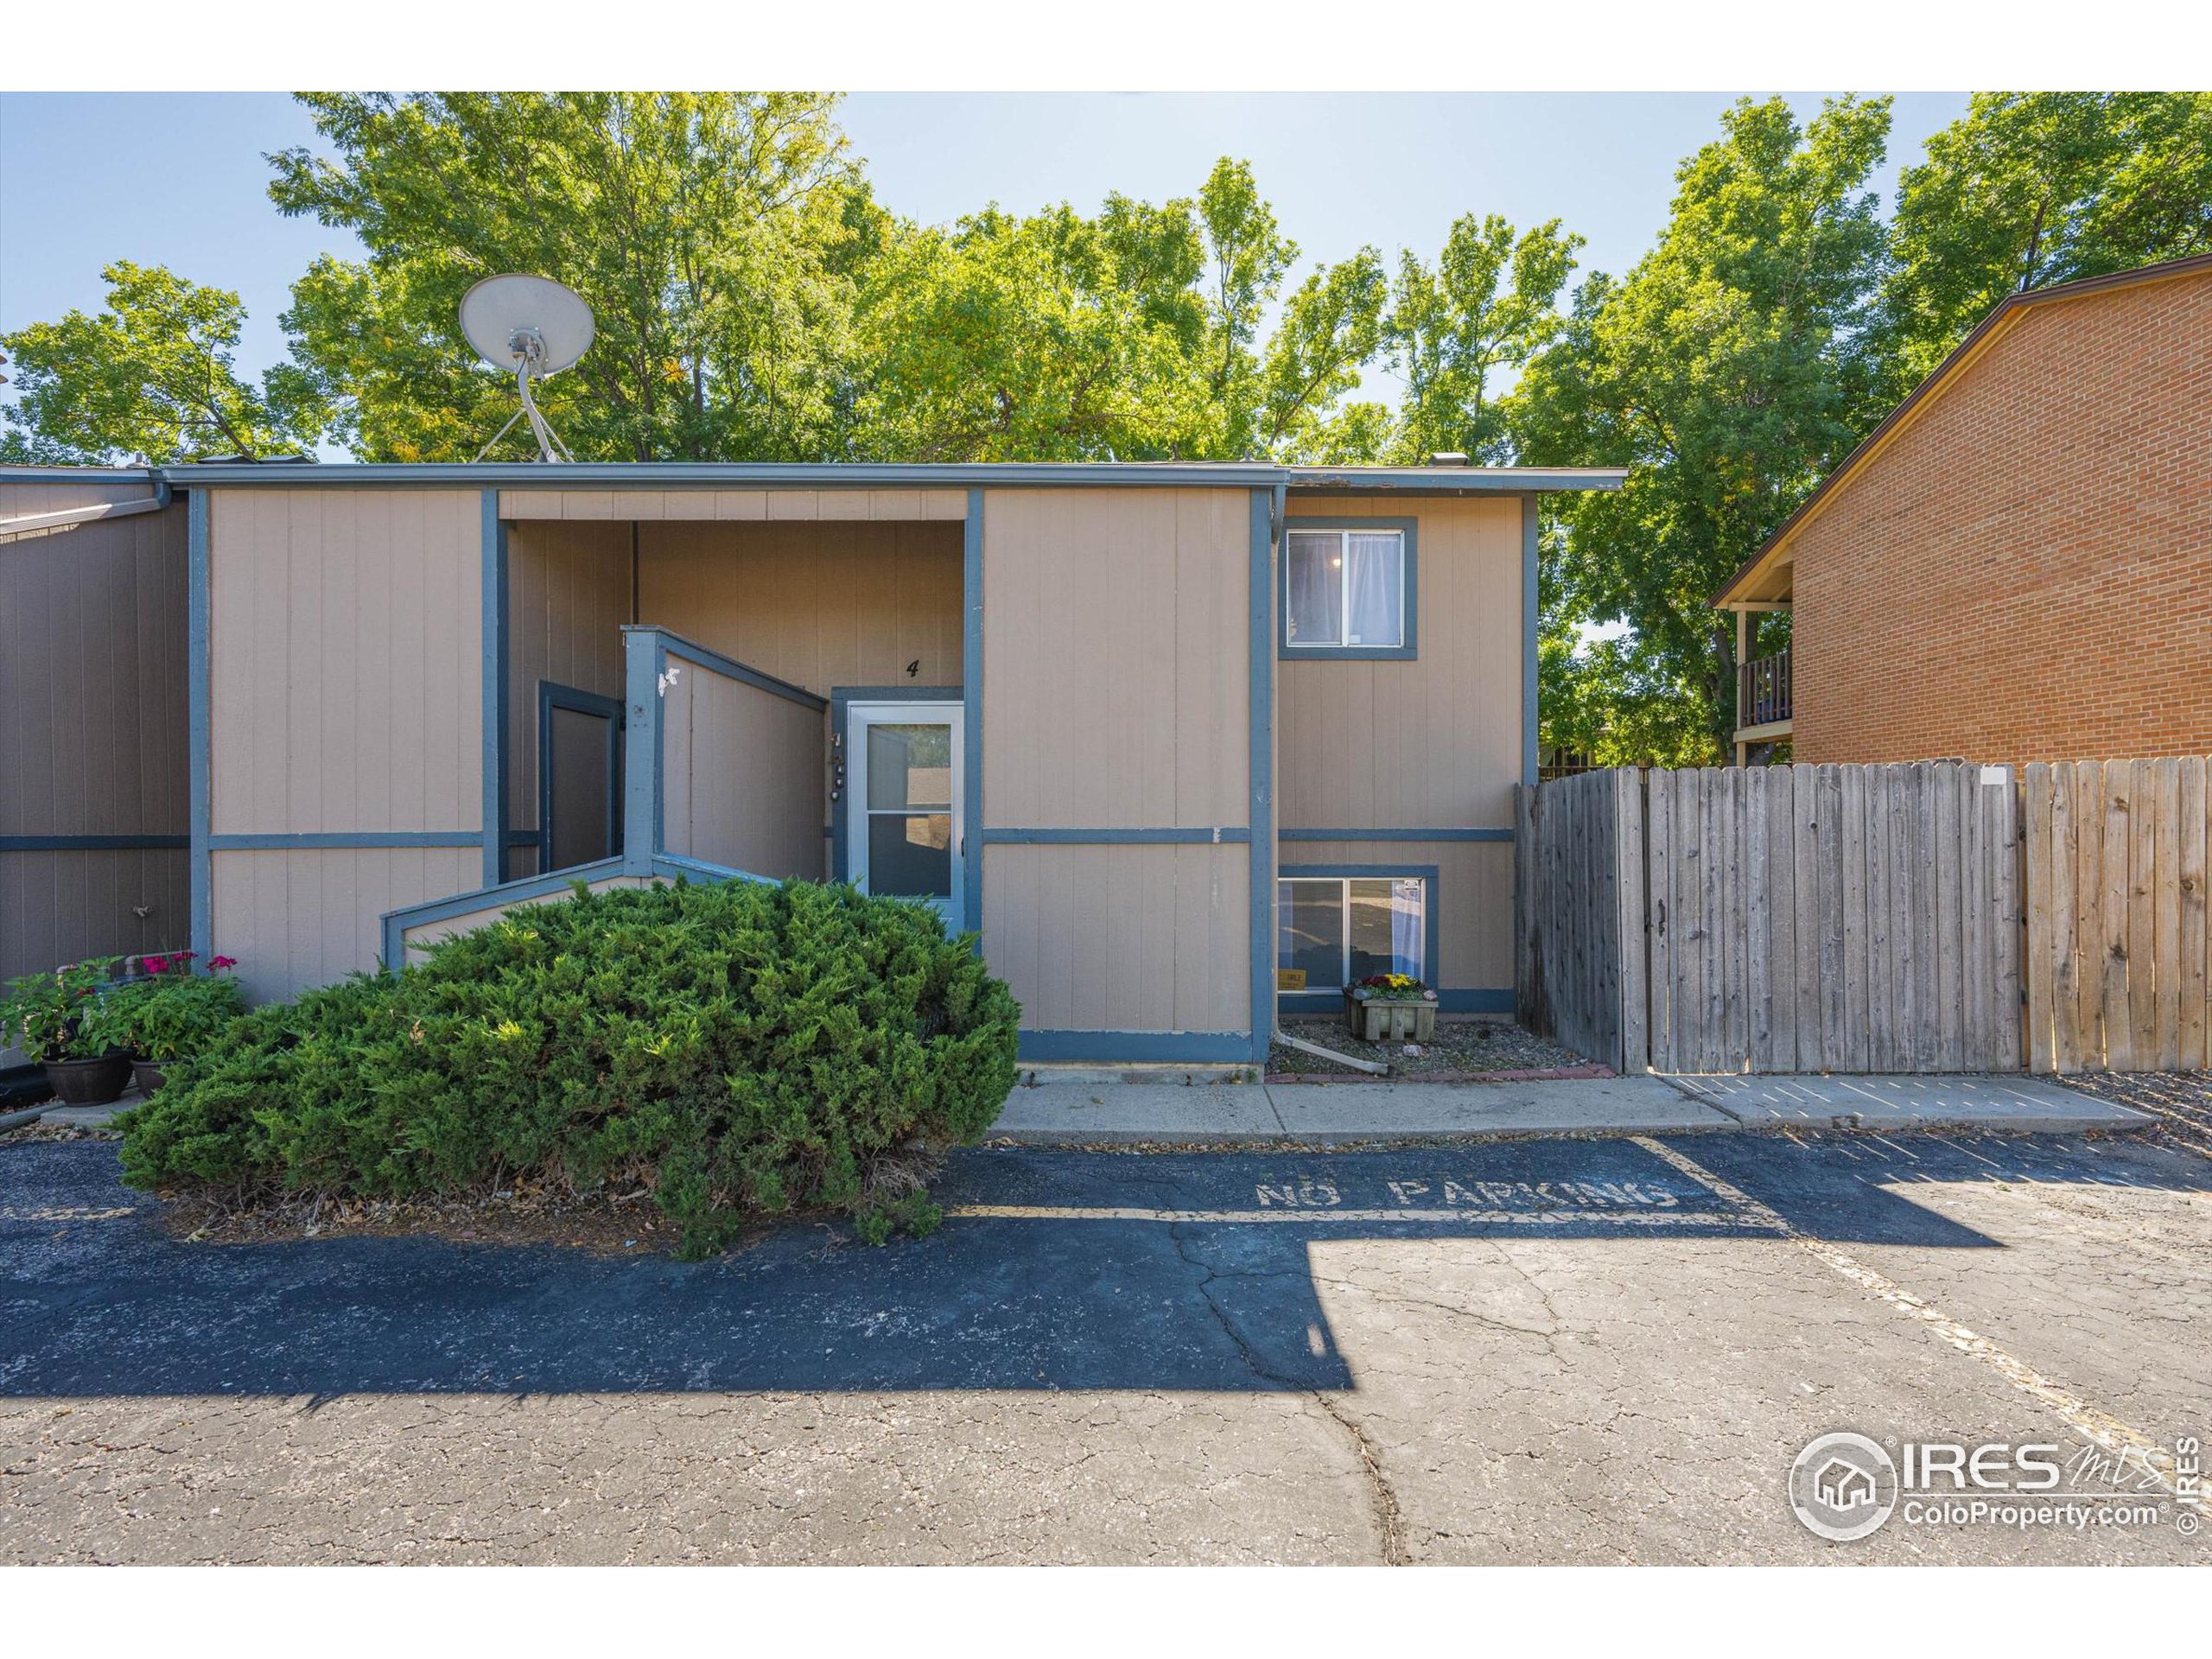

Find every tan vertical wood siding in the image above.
[979,487,1252,1033]
[659,663,824,879]
[636,521,963,698]
[1277,493,1522,999]
[0,474,163,520]
[983,844,1250,1033]
[0,499,188,976]
[206,490,483,998]
[505,520,630,875]
[1277,493,1522,833]
[210,490,480,834]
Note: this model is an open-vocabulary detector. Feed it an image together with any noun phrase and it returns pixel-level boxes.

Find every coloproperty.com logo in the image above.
[1788,1431,2203,1542]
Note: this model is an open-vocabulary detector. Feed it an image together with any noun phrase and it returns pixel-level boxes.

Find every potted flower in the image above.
[1344,971,1439,1044]
[0,956,131,1105]
[79,952,245,1095]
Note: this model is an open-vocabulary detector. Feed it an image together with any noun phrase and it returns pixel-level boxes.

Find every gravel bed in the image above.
[2058,1071,2212,1158]
[1268,1016,1596,1079]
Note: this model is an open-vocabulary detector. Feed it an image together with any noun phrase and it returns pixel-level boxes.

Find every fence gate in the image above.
[1519,762,2026,1075]
[2019,758,2211,1073]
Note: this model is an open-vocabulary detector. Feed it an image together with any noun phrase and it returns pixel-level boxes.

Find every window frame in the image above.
[1278,517,1419,661]
[1274,863,1439,1009]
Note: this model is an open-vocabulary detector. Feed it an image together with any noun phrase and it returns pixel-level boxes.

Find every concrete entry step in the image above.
[1661,1072,2154,1135]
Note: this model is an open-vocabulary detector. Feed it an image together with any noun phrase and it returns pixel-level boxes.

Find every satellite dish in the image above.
[461,274,594,463]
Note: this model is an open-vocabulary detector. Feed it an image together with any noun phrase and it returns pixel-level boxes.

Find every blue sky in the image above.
[0,91,1972,399]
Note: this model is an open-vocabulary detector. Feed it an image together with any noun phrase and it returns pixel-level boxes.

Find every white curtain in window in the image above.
[1392,879,1424,977]
[1286,532,1341,645]
[1343,533,1402,646]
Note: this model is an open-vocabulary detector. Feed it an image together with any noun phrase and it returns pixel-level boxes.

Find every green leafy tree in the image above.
[1517,96,1895,760]
[0,262,318,463]
[849,199,1211,461]
[268,92,877,462]
[1386,214,1583,463]
[1882,92,2212,388]
[851,160,1386,462]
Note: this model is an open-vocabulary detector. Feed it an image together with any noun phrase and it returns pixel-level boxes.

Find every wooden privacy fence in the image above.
[2020,758,2210,1074]
[1520,757,2212,1075]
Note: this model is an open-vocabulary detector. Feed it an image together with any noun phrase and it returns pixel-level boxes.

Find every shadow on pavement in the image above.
[3,1131,2202,1399]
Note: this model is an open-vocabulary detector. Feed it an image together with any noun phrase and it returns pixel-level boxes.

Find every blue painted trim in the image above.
[1275,862,1443,998]
[649,853,772,887]
[536,681,625,873]
[0,835,188,852]
[620,625,828,712]
[1248,486,1278,1064]
[209,831,484,850]
[1278,988,1513,1015]
[1522,494,1540,788]
[187,488,211,961]
[621,630,660,875]
[480,491,504,887]
[160,461,1629,493]
[981,827,1251,845]
[963,488,985,938]
[1018,1030,1252,1065]
[1277,516,1418,661]
[1281,827,1513,842]
[829,685,964,882]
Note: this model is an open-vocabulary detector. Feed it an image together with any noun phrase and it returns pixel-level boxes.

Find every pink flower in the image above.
[209,956,238,971]
[143,955,170,974]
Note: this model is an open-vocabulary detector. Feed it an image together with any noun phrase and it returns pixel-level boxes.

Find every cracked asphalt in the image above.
[4,1128,2209,1564]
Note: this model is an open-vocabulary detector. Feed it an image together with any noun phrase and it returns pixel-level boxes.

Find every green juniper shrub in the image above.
[118,877,1021,1255]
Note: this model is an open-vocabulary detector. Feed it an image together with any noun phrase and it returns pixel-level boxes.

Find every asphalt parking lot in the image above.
[4,1127,2208,1563]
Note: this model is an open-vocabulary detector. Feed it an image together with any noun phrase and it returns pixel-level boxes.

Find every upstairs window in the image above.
[1281,524,1415,658]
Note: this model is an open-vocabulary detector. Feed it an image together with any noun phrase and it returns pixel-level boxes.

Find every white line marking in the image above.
[1630,1135,2178,1495]
[944,1203,1773,1229]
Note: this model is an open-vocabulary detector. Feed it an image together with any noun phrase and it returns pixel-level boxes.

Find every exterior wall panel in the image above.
[205,489,482,998]
[660,663,824,879]
[636,520,963,699]
[979,487,1252,1039]
[0,497,188,976]
[1792,270,2212,766]
[1277,493,1523,834]
[500,488,966,522]
[213,846,480,1003]
[983,843,1249,1034]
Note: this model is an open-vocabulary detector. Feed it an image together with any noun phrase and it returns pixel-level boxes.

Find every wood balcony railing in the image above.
[1737,646,1791,730]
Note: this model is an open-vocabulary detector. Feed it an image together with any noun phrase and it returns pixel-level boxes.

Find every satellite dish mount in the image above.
[460,275,595,463]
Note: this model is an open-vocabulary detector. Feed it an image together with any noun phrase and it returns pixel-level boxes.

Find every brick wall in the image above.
[1793,267,2212,766]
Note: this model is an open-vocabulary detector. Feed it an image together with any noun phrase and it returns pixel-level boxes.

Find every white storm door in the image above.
[847,703,963,927]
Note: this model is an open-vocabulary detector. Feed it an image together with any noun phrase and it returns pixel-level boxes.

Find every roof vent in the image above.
[1428,451,1471,467]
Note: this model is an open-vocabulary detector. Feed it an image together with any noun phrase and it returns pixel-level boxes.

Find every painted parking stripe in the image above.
[1631,1135,2181,1497]
[944,1203,1779,1229]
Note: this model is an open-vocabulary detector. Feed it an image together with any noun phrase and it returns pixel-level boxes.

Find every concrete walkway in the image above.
[989,1071,2152,1145]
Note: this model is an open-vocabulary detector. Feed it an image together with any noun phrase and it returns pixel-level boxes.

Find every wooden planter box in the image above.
[1343,990,1438,1044]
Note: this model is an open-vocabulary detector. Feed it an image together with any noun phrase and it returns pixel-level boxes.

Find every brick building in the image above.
[1714,252,2212,767]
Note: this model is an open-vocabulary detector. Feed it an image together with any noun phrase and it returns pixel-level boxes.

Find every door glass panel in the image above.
[1348,878,1424,981]
[867,724,951,810]
[868,813,952,897]
[1277,878,1346,989]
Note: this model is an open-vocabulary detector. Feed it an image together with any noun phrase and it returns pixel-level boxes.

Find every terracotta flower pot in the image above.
[42,1052,132,1106]
[130,1059,168,1096]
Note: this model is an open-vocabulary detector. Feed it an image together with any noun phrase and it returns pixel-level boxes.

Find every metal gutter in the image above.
[0,477,172,543]
[155,460,1628,493]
